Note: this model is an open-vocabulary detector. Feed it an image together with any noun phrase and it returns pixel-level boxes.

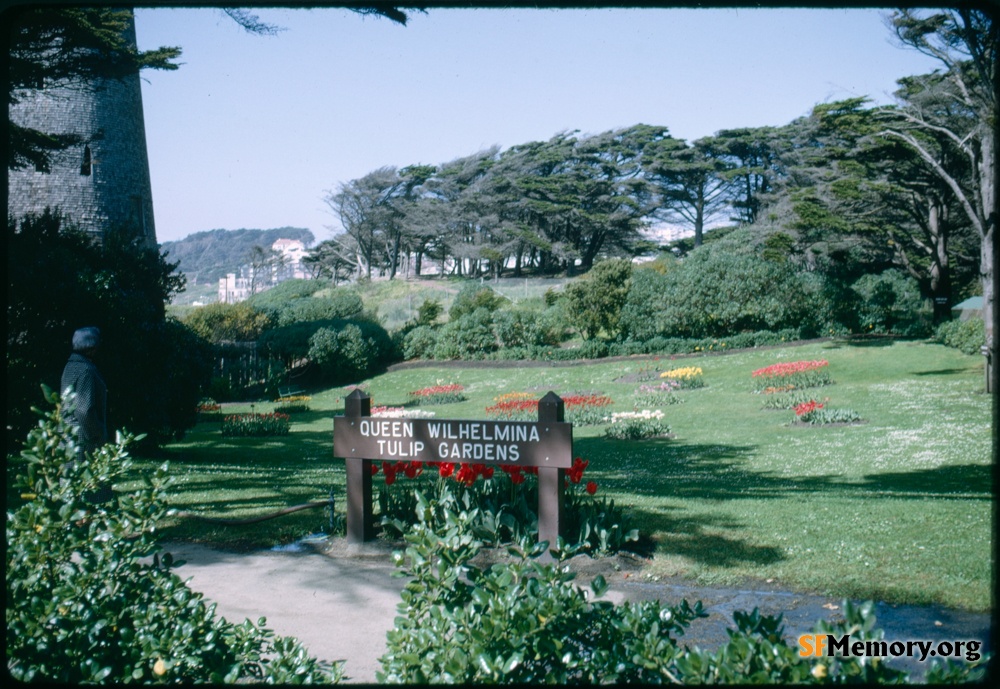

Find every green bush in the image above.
[935,317,985,355]
[6,389,341,683]
[562,258,633,340]
[307,319,396,383]
[377,488,707,684]
[852,269,931,336]
[433,308,498,359]
[620,233,815,340]
[183,301,274,343]
[247,282,365,328]
[401,324,440,360]
[618,267,671,342]
[448,283,507,320]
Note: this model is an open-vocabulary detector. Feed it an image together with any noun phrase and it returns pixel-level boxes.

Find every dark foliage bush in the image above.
[562,258,633,339]
[851,269,932,336]
[7,210,213,452]
[308,319,396,383]
[433,308,498,359]
[401,324,440,360]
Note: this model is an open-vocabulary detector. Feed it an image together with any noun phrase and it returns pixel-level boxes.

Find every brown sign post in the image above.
[333,390,572,546]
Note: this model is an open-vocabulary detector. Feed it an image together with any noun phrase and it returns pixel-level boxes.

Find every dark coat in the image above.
[61,352,108,459]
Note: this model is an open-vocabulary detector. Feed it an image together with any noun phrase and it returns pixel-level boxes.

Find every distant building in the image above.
[217,238,310,303]
[272,238,308,281]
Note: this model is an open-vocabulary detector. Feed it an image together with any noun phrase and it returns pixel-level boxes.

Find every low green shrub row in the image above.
[934,317,985,355]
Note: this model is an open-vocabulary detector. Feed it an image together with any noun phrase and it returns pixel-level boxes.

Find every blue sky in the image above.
[134,6,942,244]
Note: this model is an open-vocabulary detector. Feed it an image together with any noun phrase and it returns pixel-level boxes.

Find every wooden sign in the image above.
[333,417,572,468]
[333,390,571,547]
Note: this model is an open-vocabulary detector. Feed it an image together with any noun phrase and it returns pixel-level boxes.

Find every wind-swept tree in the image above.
[644,135,734,247]
[879,8,996,377]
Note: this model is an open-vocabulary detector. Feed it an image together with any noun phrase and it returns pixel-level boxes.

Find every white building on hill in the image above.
[218,238,310,303]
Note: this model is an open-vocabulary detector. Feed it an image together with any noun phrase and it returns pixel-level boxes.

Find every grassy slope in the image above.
[129,339,990,611]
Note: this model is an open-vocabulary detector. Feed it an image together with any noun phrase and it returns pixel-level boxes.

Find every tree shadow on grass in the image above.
[911,367,981,376]
[573,437,991,568]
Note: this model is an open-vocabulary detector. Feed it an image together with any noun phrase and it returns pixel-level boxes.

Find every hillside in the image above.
[159,227,315,286]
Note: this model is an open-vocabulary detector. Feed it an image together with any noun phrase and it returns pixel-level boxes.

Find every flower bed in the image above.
[793,400,863,426]
[659,366,705,389]
[197,399,223,422]
[221,412,290,437]
[603,410,671,440]
[275,395,311,414]
[372,455,636,556]
[563,393,613,426]
[751,360,832,392]
[485,392,538,421]
[371,406,437,419]
[634,380,684,407]
[408,383,467,406]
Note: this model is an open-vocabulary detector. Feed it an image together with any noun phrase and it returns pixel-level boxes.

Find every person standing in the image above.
[61,326,110,502]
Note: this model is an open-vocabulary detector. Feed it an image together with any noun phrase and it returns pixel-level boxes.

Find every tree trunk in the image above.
[928,201,952,324]
[980,125,995,393]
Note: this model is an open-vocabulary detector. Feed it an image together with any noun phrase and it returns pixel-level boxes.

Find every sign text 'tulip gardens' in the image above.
[333,417,573,468]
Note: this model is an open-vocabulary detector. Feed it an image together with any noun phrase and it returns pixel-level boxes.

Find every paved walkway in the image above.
[163,538,992,684]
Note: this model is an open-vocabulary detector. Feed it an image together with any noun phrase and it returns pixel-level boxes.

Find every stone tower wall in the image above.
[8,12,157,247]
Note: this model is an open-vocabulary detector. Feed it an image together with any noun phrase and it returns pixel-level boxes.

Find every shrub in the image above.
[401,324,439,360]
[491,309,547,349]
[183,301,274,344]
[6,389,341,683]
[378,488,705,684]
[630,233,814,339]
[448,283,506,320]
[307,319,395,383]
[852,269,931,336]
[376,490,989,684]
[619,266,672,342]
[221,412,290,437]
[415,298,443,326]
[604,410,671,440]
[934,317,985,356]
[433,308,497,359]
[562,258,633,339]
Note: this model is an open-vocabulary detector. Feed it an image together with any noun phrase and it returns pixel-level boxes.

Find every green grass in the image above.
[95,339,993,610]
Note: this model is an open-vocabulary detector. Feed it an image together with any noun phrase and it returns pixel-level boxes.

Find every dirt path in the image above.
[163,538,992,683]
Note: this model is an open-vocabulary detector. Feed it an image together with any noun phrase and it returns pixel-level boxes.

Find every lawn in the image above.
[119,339,991,611]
